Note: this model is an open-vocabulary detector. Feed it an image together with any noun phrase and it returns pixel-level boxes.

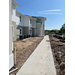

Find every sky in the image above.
[15,0,65,30]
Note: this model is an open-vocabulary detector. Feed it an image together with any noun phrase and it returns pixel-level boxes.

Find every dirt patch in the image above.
[49,35,65,75]
[10,37,43,75]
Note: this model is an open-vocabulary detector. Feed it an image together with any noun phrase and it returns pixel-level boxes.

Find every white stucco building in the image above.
[9,0,46,70]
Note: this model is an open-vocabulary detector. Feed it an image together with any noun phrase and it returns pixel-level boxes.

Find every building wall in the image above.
[32,28,34,36]
[43,24,45,35]
[12,20,30,41]
[12,4,24,26]
[32,20,36,28]
[34,20,36,28]
[24,16,30,27]
[9,0,14,70]
[32,28,36,36]
[41,19,45,36]
[36,23,41,36]
[41,24,44,36]
[12,21,19,41]
[12,4,17,23]
[36,23,45,37]
[23,27,29,35]
[35,18,45,36]
[16,13,24,26]
[9,0,12,55]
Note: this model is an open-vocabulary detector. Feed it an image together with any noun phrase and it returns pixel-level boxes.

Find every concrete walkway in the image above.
[16,35,56,75]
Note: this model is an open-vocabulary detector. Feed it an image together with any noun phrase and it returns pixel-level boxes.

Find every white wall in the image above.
[34,20,36,28]
[9,0,13,55]
[24,16,30,27]
[32,20,36,28]
[9,0,14,70]
[41,19,45,36]
[9,54,14,70]
[16,13,24,26]
[12,4,17,22]
[41,19,45,25]
[12,4,24,26]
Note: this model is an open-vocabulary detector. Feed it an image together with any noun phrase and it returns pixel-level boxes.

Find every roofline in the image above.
[32,16,46,20]
[24,15,32,18]
[16,11,46,21]
[16,10,23,16]
[12,0,20,7]
[31,18,37,20]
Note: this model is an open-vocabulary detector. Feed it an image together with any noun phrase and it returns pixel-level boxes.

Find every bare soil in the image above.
[49,35,65,75]
[10,37,43,75]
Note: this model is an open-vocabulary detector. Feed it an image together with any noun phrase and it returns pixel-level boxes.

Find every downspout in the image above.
[15,47,16,65]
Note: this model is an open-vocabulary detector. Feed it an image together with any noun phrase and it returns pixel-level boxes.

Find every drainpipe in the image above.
[15,47,16,65]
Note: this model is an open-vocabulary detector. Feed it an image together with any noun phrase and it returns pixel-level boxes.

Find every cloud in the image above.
[39,9,61,12]
[38,9,62,14]
[38,12,62,15]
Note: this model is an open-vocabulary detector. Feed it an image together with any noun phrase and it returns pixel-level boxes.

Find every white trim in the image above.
[12,25,14,37]
[12,0,20,7]
[20,28,22,35]
[9,53,14,70]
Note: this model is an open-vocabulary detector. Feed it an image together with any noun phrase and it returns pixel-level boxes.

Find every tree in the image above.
[60,23,65,33]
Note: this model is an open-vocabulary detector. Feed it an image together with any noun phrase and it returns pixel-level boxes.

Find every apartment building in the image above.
[9,0,14,70]
[9,0,46,70]
[12,0,46,41]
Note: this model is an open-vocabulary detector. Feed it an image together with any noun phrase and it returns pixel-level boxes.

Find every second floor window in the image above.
[20,16,21,22]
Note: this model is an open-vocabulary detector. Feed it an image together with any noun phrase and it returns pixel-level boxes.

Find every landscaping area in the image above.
[49,35,65,75]
[10,37,43,75]
[10,35,65,75]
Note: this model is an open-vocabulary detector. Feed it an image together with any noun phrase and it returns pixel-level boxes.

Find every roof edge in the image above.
[12,0,20,7]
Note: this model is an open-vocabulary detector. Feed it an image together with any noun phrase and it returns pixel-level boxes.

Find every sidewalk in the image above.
[16,35,56,75]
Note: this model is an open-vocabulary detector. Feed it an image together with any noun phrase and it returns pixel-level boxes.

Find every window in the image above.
[20,28,22,35]
[30,19,31,24]
[30,30,32,34]
[36,18,41,23]
[12,25,14,37]
[20,16,21,22]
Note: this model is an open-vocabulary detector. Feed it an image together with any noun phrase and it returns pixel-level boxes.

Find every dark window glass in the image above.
[20,16,21,22]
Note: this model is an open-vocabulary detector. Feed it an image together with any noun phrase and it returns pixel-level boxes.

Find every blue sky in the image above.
[15,0,65,30]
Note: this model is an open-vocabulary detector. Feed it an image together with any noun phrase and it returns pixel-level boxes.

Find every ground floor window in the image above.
[20,28,22,35]
[30,30,32,34]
